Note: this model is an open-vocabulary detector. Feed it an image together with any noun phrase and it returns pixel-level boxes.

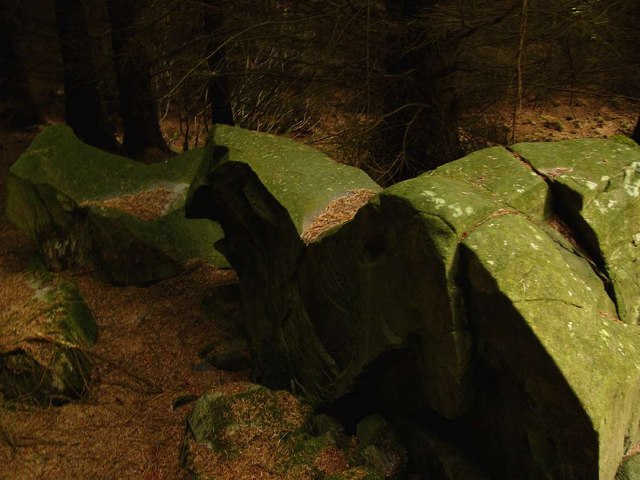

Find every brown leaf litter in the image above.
[81,188,177,221]
[0,220,247,479]
[301,189,377,244]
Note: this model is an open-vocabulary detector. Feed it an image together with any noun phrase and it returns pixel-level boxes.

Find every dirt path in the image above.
[0,127,246,479]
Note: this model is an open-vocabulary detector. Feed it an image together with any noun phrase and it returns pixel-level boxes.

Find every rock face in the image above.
[512,139,640,325]
[0,259,96,405]
[189,137,640,479]
[6,125,227,284]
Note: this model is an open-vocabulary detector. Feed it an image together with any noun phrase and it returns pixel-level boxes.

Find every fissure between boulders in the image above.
[507,147,622,319]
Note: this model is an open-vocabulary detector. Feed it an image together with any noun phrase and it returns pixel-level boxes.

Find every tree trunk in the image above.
[0,1,40,127]
[54,0,117,151]
[106,0,170,159]
[632,116,640,144]
[204,2,234,126]
[378,1,461,184]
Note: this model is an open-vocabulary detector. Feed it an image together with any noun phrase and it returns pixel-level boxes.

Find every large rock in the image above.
[462,213,640,479]
[6,125,379,285]
[6,125,227,284]
[211,125,381,233]
[0,258,96,405]
[190,137,640,478]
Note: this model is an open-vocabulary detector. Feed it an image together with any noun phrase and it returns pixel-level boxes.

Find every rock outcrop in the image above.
[189,137,640,479]
[6,125,379,285]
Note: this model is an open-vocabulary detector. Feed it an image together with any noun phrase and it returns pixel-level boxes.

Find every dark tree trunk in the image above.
[204,2,234,126]
[0,1,40,127]
[378,0,462,184]
[54,0,117,151]
[106,0,170,159]
[632,116,640,144]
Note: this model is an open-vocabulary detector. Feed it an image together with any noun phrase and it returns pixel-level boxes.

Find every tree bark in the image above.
[204,2,234,126]
[0,1,40,127]
[54,0,117,151]
[378,0,462,184]
[107,0,170,159]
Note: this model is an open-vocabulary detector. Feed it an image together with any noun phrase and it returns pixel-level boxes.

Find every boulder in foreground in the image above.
[184,382,383,480]
[191,138,640,479]
[0,258,96,405]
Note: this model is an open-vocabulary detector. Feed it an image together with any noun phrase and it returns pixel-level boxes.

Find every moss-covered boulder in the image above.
[184,382,380,479]
[7,125,380,285]
[190,137,640,478]
[462,212,640,479]
[211,125,381,233]
[355,414,407,480]
[0,259,96,405]
[6,125,227,284]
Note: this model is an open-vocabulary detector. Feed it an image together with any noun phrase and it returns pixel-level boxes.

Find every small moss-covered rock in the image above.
[356,415,407,480]
[324,466,384,480]
[201,281,243,333]
[200,339,251,372]
[0,258,96,405]
[185,382,376,479]
[398,421,491,480]
[313,414,346,440]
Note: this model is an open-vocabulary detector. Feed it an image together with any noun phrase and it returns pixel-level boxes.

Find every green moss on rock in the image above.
[512,138,640,324]
[0,259,97,405]
[212,125,381,232]
[185,382,378,479]
[6,125,227,284]
[200,137,640,478]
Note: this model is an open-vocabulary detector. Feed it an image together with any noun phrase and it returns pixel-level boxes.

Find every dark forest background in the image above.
[1,0,639,184]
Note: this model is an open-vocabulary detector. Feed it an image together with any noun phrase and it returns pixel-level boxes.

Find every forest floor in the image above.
[0,96,637,480]
[0,130,247,479]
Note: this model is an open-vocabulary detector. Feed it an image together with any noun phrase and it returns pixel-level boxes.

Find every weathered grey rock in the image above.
[6,125,227,284]
[0,259,96,405]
